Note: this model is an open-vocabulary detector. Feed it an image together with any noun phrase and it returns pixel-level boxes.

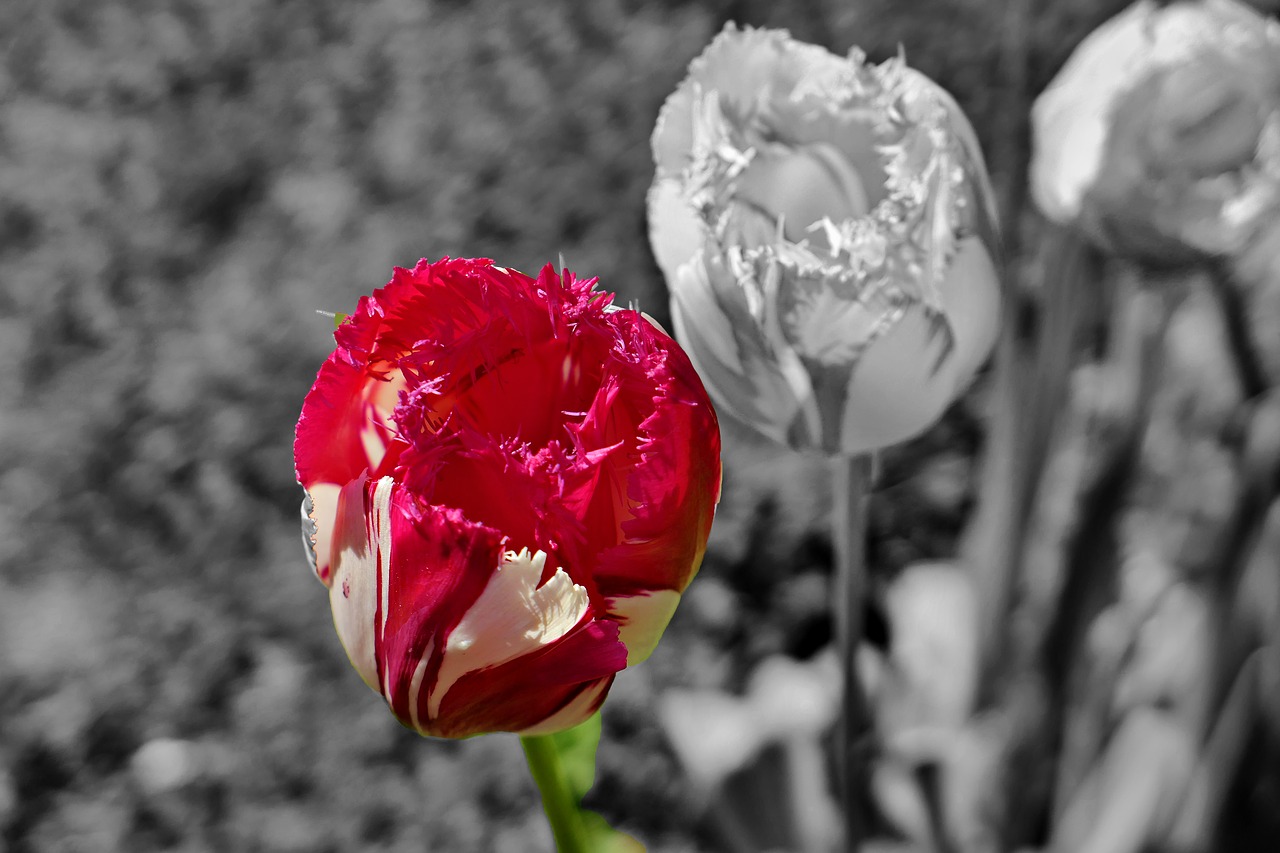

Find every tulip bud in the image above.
[1031,0,1280,264]
[295,258,721,737]
[649,25,1002,455]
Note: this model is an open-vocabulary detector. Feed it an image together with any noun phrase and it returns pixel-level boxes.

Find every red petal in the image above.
[408,429,594,591]
[295,351,404,584]
[425,619,625,737]
[296,256,531,490]
[583,310,722,597]
[373,487,507,728]
[294,351,404,491]
[446,335,605,450]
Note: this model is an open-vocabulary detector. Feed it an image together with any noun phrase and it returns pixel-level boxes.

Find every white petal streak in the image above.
[327,474,380,691]
[371,476,395,647]
[427,549,589,720]
[407,637,435,734]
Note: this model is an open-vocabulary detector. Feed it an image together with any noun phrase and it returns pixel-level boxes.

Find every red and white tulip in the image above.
[295,257,721,738]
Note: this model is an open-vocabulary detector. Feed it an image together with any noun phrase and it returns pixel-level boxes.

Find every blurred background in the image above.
[2,0,1278,851]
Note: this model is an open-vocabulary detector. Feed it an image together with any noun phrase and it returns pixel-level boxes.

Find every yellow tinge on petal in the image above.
[605,589,684,666]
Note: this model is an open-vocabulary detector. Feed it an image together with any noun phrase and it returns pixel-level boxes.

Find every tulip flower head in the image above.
[295,258,721,738]
[649,25,1002,455]
[1031,0,1280,263]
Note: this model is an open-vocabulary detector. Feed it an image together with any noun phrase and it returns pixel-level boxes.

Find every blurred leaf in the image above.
[1171,648,1265,852]
[547,711,603,802]
[582,811,647,853]
[1050,707,1196,853]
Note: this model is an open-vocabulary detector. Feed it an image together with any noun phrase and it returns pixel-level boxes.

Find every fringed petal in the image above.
[299,258,720,738]
[588,310,722,602]
[652,24,832,177]
[426,621,625,738]
[373,486,508,730]
[428,549,591,720]
[403,428,586,589]
[647,26,1003,456]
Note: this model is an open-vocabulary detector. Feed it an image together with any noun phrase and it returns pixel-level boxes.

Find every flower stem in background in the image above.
[966,226,1103,694]
[522,733,592,853]
[832,452,874,850]
[1205,259,1267,402]
[995,0,1032,249]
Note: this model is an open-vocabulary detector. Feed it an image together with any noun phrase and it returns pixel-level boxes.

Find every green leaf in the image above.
[314,310,349,328]
[582,811,646,853]
[522,713,647,852]
[546,711,603,801]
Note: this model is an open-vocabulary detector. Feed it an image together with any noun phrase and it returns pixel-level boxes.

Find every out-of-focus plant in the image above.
[648,23,1002,851]
[659,653,842,853]
[294,256,720,851]
[649,24,1002,456]
[1031,0,1280,269]
[1016,5,1280,853]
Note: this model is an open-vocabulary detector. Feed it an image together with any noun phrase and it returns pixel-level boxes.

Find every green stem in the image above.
[521,733,592,853]
[832,452,874,851]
